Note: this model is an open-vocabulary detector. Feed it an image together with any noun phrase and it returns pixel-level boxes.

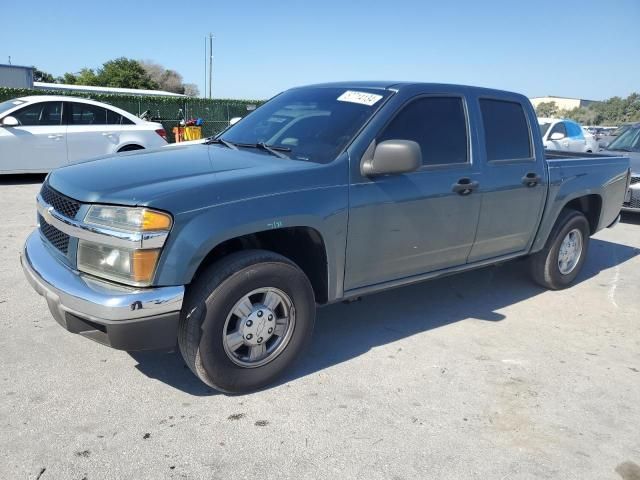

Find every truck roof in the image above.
[297,81,527,99]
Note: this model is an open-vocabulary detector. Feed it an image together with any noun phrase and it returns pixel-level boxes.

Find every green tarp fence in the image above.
[0,87,263,142]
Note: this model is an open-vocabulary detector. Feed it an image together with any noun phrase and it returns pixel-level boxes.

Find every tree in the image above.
[183,83,200,97]
[140,60,190,94]
[55,57,199,94]
[97,58,158,90]
[535,101,558,118]
[33,68,55,83]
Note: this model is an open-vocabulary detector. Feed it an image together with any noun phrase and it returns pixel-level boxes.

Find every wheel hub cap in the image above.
[558,228,583,275]
[222,287,295,368]
[239,308,276,346]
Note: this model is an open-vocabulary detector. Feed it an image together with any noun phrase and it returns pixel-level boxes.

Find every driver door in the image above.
[0,101,67,173]
[344,95,482,291]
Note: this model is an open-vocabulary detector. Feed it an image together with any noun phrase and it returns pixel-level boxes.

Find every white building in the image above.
[530,96,598,110]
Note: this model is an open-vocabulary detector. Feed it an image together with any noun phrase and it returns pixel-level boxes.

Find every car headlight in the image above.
[77,206,172,286]
[85,205,172,231]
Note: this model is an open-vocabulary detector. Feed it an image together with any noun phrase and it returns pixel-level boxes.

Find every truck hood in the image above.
[47,144,318,209]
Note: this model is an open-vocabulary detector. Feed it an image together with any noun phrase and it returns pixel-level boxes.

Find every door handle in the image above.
[452,178,479,196]
[102,132,115,136]
[522,172,542,187]
[47,134,63,139]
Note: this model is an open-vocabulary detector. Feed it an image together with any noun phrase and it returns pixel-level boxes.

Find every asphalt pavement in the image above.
[1,175,639,480]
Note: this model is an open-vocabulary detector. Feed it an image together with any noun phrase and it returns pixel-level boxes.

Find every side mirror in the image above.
[229,117,242,126]
[1,116,19,127]
[599,141,609,149]
[361,140,422,177]
[549,132,565,141]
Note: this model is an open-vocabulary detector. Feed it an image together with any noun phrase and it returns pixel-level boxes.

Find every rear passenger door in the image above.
[467,97,547,262]
[565,121,587,152]
[65,102,121,164]
[344,95,482,290]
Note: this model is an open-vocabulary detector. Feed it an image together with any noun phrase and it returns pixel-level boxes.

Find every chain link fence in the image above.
[0,87,262,142]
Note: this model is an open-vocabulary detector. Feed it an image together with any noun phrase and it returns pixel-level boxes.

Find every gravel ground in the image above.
[1,175,639,480]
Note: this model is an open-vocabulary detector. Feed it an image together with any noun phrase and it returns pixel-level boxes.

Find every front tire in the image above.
[178,250,316,393]
[529,209,590,290]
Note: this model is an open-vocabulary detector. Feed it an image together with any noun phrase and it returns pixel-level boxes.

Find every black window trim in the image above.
[64,101,125,126]
[13,100,65,127]
[478,96,536,165]
[373,93,472,171]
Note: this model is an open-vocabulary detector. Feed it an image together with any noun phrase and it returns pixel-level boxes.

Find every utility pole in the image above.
[204,37,207,98]
[208,33,214,99]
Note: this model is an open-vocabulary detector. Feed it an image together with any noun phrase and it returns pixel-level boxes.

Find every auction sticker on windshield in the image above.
[337,90,383,106]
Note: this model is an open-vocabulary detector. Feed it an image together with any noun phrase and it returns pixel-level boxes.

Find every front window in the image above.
[607,126,640,152]
[12,101,63,126]
[219,87,392,163]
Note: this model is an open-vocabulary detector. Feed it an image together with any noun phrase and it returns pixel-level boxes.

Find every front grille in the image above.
[630,176,640,185]
[39,214,70,254]
[40,183,81,218]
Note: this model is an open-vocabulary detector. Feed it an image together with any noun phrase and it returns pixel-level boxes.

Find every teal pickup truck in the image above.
[21,82,630,393]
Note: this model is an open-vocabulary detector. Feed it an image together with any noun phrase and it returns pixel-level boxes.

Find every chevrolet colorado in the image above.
[21,82,630,393]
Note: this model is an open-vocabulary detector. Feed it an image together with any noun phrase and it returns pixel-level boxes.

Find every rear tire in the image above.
[178,250,316,393]
[529,209,590,290]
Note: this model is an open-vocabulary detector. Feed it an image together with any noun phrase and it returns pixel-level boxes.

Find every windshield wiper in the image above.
[234,142,291,159]
[204,137,238,149]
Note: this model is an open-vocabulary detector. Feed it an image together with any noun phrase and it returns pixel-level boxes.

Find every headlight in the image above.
[78,206,172,286]
[85,205,172,231]
[77,241,160,286]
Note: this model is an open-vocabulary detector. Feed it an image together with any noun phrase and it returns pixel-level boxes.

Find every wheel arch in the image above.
[117,143,145,152]
[562,194,602,234]
[190,227,330,304]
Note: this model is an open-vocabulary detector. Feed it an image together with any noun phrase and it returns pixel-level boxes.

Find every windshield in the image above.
[219,87,391,163]
[607,126,640,152]
[539,122,552,137]
[0,99,26,116]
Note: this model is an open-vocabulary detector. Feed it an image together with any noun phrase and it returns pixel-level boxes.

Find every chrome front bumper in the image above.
[21,231,184,350]
[622,176,640,212]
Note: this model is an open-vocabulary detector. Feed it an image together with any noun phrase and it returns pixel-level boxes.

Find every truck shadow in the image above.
[129,237,638,396]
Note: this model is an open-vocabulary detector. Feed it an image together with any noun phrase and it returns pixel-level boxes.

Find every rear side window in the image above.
[106,109,123,125]
[565,121,583,138]
[13,102,63,126]
[379,96,468,166]
[480,99,532,161]
[69,103,108,125]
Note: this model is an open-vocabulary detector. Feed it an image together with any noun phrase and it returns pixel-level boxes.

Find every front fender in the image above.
[154,185,349,301]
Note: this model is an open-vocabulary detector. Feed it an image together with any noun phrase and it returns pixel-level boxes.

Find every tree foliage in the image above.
[536,94,640,125]
[535,101,558,118]
[48,58,199,95]
[33,67,55,83]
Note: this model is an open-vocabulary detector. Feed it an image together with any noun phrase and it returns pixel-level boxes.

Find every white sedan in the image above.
[538,117,598,153]
[0,96,168,174]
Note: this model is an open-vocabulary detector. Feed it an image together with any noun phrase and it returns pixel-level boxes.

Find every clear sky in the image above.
[2,0,638,100]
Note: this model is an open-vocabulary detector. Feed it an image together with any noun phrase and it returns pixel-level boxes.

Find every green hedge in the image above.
[0,87,264,142]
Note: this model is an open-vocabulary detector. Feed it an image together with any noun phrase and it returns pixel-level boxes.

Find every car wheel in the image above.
[529,209,590,290]
[178,250,316,393]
